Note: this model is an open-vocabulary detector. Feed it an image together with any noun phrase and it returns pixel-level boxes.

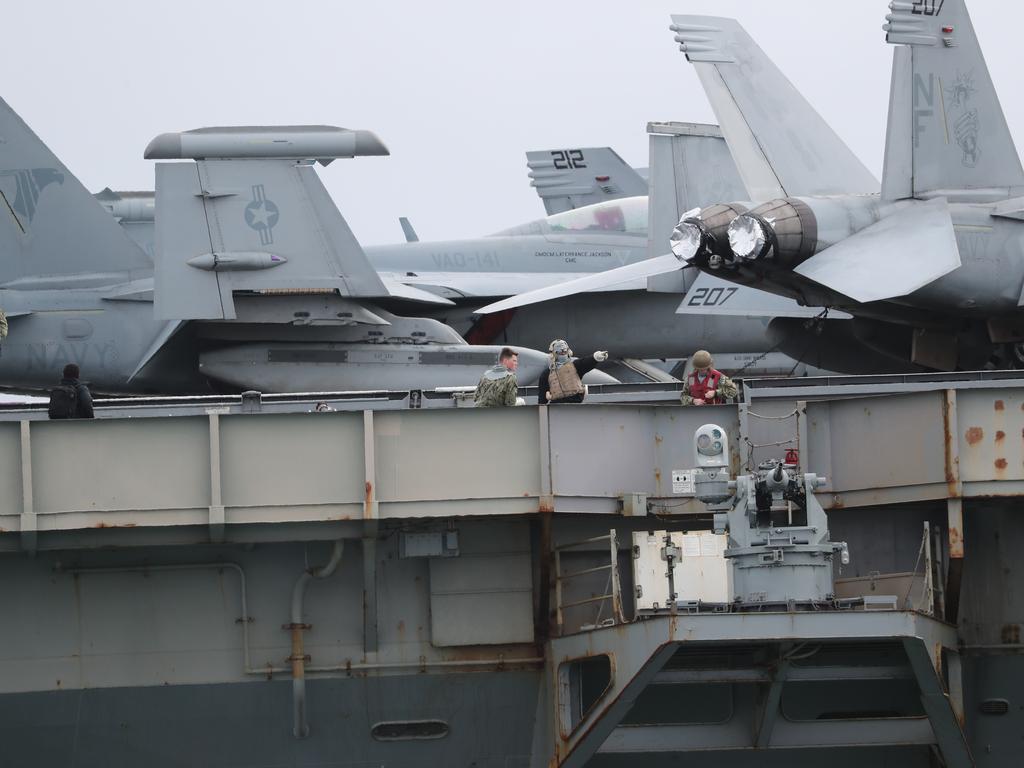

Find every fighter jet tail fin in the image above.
[0,97,149,287]
[670,15,879,199]
[147,127,396,320]
[399,216,419,242]
[645,122,746,262]
[526,147,648,215]
[882,0,1024,198]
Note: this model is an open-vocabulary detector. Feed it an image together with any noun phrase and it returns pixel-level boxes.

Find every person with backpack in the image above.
[47,363,94,419]
[537,339,608,405]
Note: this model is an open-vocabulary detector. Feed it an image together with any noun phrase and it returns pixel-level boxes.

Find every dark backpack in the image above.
[48,383,78,419]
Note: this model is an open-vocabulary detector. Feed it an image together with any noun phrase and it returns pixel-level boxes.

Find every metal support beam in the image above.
[362,411,377,520]
[560,643,678,768]
[538,406,553,512]
[796,400,808,470]
[362,522,379,654]
[943,389,964,623]
[901,638,973,768]
[536,513,554,644]
[208,413,225,543]
[946,649,966,730]
[755,660,788,748]
[653,664,914,685]
[600,717,938,753]
[946,498,964,622]
[19,421,35,553]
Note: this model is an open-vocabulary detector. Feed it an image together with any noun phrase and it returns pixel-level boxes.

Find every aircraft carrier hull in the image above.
[0,675,541,768]
[3,374,1023,766]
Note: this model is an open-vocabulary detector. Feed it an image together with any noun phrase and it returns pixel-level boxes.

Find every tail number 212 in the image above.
[552,150,586,170]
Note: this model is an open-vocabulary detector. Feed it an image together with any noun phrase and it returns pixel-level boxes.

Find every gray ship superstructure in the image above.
[1,373,1019,766]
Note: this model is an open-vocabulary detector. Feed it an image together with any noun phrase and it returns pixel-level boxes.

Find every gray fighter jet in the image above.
[490,1,1019,373]
[616,0,1015,372]
[0,101,557,394]
[95,127,821,371]
[670,0,1024,371]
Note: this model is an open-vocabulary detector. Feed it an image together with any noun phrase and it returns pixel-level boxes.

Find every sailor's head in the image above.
[63,363,80,380]
[548,339,572,361]
[499,347,519,371]
[692,350,713,371]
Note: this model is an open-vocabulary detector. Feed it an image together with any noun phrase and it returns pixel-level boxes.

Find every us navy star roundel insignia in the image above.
[244,184,280,246]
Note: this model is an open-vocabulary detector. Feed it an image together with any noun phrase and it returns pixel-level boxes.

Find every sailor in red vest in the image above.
[681,350,738,406]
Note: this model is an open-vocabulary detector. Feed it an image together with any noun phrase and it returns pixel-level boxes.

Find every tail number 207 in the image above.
[687,286,737,306]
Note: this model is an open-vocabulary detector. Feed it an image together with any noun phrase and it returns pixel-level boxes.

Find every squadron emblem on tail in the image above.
[0,167,64,227]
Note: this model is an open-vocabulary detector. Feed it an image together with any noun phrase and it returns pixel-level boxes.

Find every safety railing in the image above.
[554,529,627,634]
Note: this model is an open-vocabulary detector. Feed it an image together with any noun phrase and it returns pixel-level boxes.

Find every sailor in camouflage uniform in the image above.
[474,347,521,407]
[680,350,738,406]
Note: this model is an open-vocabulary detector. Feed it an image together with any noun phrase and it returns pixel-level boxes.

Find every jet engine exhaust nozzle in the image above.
[728,214,773,262]
[676,202,751,271]
[670,218,706,263]
[726,197,818,267]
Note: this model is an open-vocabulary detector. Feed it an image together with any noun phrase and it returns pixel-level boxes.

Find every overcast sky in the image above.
[2,1,1018,245]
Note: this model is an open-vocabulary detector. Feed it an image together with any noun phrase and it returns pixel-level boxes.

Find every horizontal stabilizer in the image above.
[991,197,1024,221]
[794,198,960,303]
[474,253,681,314]
[676,273,849,319]
[527,147,648,215]
[671,15,878,199]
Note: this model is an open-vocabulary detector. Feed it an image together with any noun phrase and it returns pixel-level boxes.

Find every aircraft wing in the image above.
[474,254,682,314]
[670,15,878,199]
[390,271,650,301]
[675,272,850,319]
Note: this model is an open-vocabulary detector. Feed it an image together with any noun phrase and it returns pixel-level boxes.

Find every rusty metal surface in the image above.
[0,404,737,548]
[12,380,1024,550]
